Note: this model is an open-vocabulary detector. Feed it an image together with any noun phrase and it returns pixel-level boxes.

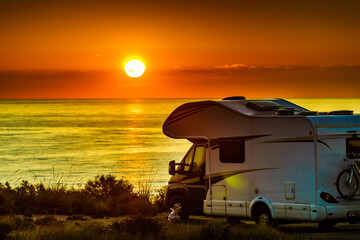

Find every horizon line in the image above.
[1,96,359,100]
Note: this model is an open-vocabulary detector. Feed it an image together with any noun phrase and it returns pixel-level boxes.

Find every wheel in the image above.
[336,169,359,199]
[254,205,274,226]
[168,195,189,222]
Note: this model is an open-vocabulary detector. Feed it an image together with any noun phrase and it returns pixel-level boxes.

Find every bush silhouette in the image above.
[0,221,13,240]
[85,174,134,200]
[0,174,161,217]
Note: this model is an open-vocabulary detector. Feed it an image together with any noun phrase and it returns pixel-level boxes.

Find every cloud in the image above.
[170,64,289,73]
[172,63,258,73]
[167,64,360,79]
[172,63,360,73]
[215,63,248,69]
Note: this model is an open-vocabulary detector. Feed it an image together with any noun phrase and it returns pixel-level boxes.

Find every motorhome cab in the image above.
[163,97,360,227]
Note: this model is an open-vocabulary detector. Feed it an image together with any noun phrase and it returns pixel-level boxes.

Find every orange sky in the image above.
[1,0,360,98]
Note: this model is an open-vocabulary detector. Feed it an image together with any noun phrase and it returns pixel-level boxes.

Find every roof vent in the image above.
[222,96,246,100]
[246,100,282,111]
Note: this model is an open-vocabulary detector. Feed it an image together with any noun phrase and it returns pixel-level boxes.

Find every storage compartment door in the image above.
[211,185,227,215]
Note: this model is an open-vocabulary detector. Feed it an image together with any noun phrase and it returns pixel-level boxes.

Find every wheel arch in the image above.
[165,189,189,209]
[249,197,275,219]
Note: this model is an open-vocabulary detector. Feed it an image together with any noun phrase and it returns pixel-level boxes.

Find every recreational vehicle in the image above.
[163,97,360,227]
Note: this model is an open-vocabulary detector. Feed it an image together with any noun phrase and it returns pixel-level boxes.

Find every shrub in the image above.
[13,180,36,214]
[128,196,157,216]
[154,186,166,212]
[0,191,15,215]
[35,216,60,226]
[85,175,134,200]
[35,185,69,214]
[0,220,14,240]
[13,217,36,230]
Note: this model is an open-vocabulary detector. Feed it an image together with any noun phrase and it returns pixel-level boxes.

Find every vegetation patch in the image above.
[0,174,163,217]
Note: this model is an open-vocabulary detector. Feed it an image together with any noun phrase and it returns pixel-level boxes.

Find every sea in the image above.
[0,98,359,191]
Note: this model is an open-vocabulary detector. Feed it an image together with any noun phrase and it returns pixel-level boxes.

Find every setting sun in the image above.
[124,60,145,78]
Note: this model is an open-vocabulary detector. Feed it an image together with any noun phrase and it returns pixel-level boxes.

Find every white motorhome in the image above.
[163,97,360,227]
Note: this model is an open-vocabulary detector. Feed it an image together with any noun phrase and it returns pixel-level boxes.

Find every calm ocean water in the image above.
[0,98,359,191]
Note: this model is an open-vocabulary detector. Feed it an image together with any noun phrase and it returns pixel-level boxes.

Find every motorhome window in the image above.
[347,138,360,158]
[219,140,245,163]
[192,146,205,172]
[178,147,195,172]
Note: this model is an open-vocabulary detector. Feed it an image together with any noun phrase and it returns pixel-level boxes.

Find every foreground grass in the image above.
[0,174,165,217]
[1,216,312,240]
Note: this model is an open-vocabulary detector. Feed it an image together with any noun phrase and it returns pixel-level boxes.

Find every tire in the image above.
[254,205,274,226]
[168,195,189,222]
[336,169,359,199]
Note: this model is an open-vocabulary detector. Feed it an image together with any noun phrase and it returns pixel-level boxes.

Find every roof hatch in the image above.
[246,100,285,111]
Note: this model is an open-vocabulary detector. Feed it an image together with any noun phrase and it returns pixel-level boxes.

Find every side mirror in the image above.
[169,160,176,175]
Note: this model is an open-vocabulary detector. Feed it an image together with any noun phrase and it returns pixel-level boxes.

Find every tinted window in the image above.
[219,139,245,163]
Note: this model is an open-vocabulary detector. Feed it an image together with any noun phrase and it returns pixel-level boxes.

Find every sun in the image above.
[124,60,145,78]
